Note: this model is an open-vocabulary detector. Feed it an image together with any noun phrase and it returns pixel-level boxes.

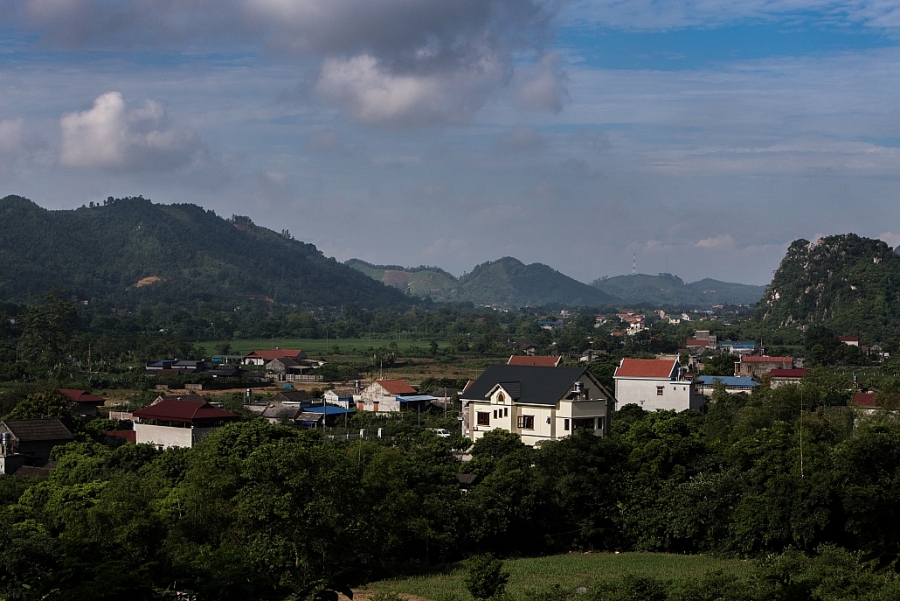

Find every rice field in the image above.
[364,553,753,601]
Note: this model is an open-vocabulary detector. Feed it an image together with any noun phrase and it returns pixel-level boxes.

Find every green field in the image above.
[201,338,449,357]
[365,553,753,601]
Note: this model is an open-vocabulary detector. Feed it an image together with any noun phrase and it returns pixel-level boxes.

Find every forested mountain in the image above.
[592,273,765,307]
[348,256,616,306]
[344,259,457,297]
[0,195,408,309]
[758,234,900,342]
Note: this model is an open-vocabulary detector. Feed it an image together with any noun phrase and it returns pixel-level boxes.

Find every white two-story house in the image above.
[613,358,704,412]
[460,365,615,446]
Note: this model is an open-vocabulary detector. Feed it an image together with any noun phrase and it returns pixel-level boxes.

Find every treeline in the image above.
[3,380,900,599]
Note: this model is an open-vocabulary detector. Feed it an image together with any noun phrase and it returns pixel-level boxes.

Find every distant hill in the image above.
[758,234,900,342]
[344,260,457,297]
[456,257,617,306]
[591,273,765,308]
[0,195,408,309]
[348,257,616,307]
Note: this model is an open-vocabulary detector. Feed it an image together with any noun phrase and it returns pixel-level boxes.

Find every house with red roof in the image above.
[358,379,418,412]
[735,356,793,378]
[507,355,561,367]
[58,389,106,419]
[769,368,810,388]
[132,399,238,450]
[839,336,860,347]
[242,349,307,366]
[614,358,704,412]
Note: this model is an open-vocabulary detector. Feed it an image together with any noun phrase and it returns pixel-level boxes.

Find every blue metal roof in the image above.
[304,405,356,415]
[396,395,438,403]
[696,376,758,388]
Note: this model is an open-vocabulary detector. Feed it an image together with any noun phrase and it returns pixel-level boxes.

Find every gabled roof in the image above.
[2,418,74,442]
[741,356,793,363]
[507,355,561,367]
[461,364,607,407]
[615,358,677,379]
[839,336,860,342]
[375,379,417,395]
[325,388,356,398]
[261,405,304,420]
[246,349,305,360]
[270,390,313,403]
[769,368,810,378]
[853,392,877,407]
[268,357,300,368]
[58,389,106,404]
[133,400,238,424]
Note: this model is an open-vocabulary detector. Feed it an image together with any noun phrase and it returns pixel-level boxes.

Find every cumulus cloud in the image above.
[514,53,568,112]
[58,91,218,173]
[8,0,559,126]
[696,234,735,249]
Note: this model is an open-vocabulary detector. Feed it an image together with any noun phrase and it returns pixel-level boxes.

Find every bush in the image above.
[465,554,510,600]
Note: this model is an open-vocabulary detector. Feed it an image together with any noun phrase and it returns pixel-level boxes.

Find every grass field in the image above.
[364,553,753,601]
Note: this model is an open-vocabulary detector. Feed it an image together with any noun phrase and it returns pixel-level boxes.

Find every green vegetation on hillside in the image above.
[0,195,409,310]
[758,234,900,343]
[592,273,765,307]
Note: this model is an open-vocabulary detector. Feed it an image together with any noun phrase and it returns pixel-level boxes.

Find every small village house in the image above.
[614,358,704,412]
[358,379,418,412]
[131,399,238,450]
[0,419,74,475]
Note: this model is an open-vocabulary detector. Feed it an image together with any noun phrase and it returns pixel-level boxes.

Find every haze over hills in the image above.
[347,258,764,308]
[758,234,900,342]
[591,273,766,307]
[0,195,409,309]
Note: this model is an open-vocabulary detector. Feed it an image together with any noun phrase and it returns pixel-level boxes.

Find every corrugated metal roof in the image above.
[133,400,238,423]
[58,389,105,404]
[742,356,792,363]
[246,349,305,360]
[769,368,810,378]
[2,419,74,442]
[615,358,677,379]
[696,376,759,388]
[376,379,417,395]
[396,395,438,402]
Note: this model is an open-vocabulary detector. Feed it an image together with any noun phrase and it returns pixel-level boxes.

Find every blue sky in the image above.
[2,1,900,287]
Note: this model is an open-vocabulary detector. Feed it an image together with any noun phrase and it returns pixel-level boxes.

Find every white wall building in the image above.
[460,365,615,446]
[614,358,704,412]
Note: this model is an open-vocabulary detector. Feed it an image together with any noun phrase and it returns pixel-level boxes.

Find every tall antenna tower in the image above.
[632,254,636,276]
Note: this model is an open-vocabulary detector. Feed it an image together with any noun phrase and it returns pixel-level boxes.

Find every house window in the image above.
[504,408,509,417]
[573,418,595,430]
[656,386,664,396]
[517,415,535,429]
[477,412,490,426]
[563,418,570,431]
[493,410,497,419]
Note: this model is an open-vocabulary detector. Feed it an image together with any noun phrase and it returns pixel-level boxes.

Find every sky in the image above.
[2,1,900,286]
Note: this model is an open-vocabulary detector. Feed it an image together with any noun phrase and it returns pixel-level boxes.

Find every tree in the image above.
[464,554,509,600]
[16,291,78,368]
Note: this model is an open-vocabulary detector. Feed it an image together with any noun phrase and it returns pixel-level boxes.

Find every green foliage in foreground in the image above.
[370,547,900,601]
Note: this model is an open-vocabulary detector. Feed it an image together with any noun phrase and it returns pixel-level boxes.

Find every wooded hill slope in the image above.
[592,273,765,307]
[0,195,408,309]
[758,234,900,342]
[348,257,617,307]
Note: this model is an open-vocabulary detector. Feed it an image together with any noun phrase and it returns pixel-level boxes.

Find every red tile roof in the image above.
[507,355,561,367]
[132,400,238,424]
[839,336,859,342]
[685,339,708,346]
[741,356,793,363]
[853,393,877,407]
[615,358,677,379]
[245,349,305,361]
[376,379,417,395]
[58,389,106,404]
[106,430,137,443]
[769,368,810,379]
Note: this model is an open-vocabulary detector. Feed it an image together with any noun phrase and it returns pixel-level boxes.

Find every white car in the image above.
[431,428,451,438]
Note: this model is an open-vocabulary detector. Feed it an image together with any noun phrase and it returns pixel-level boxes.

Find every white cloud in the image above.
[58,91,218,173]
[696,234,735,249]
[876,232,900,248]
[315,54,507,126]
[514,53,568,112]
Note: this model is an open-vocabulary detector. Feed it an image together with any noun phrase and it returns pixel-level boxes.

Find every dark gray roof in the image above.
[461,365,609,407]
[261,405,304,420]
[2,419,74,442]
[270,390,313,403]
